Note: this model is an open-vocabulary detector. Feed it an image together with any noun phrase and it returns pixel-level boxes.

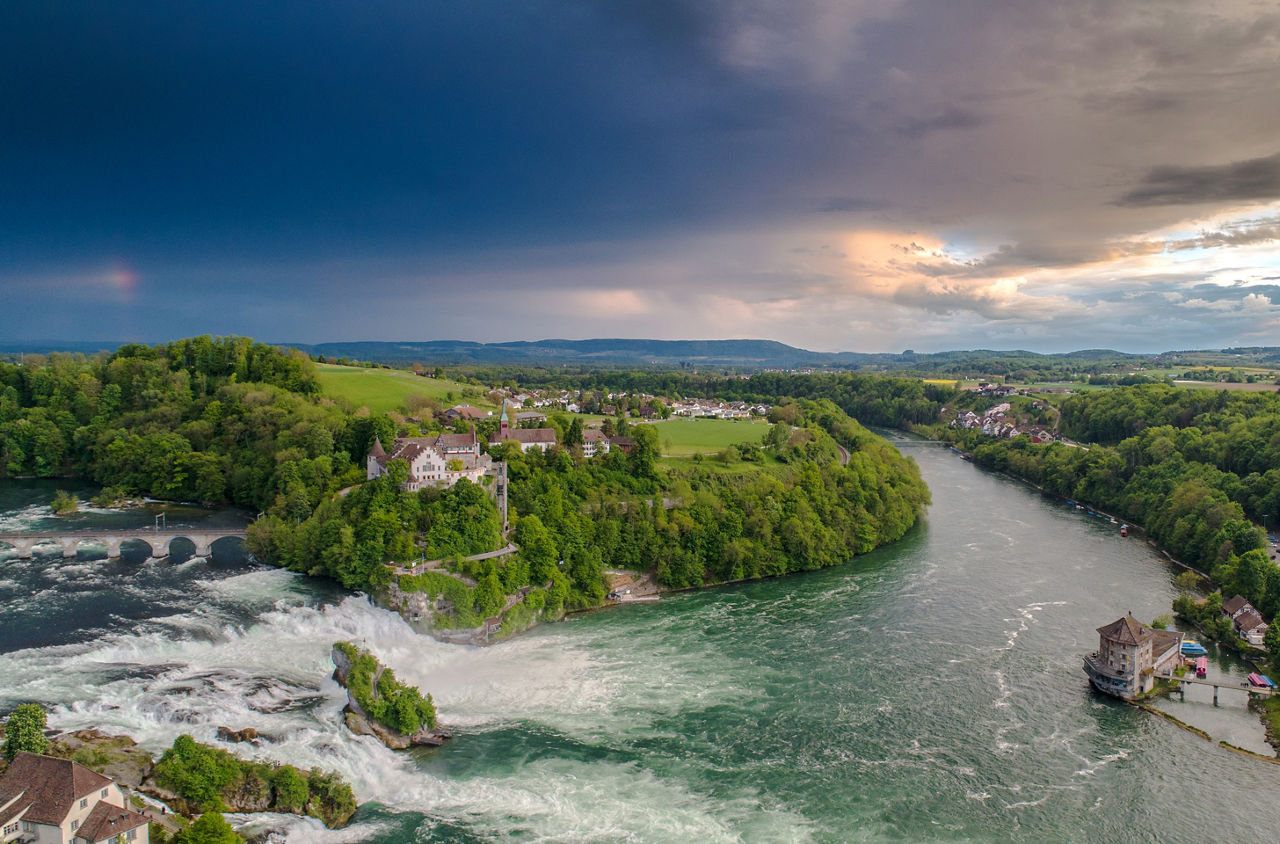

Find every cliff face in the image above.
[330,644,449,750]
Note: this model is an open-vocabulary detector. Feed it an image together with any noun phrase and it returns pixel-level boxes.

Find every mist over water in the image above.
[4,450,1280,842]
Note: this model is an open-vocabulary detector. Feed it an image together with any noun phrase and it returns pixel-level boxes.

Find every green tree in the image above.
[270,766,310,814]
[564,418,583,448]
[1174,570,1201,592]
[172,812,243,844]
[2,703,49,761]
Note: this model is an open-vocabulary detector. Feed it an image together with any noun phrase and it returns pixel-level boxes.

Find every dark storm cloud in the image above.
[1116,152,1280,207]
[2,0,1280,350]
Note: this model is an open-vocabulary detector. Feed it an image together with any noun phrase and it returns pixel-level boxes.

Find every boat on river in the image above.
[1248,673,1276,689]
[1180,639,1207,656]
[1195,657,1207,677]
[1120,524,1128,537]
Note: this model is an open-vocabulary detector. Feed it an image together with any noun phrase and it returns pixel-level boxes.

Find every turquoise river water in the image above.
[2,443,1279,842]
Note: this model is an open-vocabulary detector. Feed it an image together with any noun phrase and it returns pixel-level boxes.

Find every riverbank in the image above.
[0,727,360,838]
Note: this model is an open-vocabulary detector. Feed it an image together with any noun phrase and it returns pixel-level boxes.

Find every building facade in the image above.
[366,432,492,491]
[0,752,149,844]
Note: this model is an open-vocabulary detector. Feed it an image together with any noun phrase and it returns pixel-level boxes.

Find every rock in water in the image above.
[216,726,260,744]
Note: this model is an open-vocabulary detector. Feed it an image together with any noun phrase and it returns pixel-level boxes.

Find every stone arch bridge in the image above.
[0,527,248,559]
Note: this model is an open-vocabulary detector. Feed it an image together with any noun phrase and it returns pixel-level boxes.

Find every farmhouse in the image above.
[442,405,488,422]
[1223,595,1269,646]
[367,432,492,491]
[0,752,149,844]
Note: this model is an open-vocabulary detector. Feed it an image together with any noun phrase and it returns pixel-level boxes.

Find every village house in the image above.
[1083,614,1182,700]
[367,431,492,491]
[581,428,610,458]
[442,405,488,422]
[1223,595,1269,646]
[0,752,149,844]
[514,411,546,425]
[489,404,557,452]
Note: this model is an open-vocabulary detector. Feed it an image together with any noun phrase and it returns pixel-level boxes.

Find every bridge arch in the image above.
[208,534,248,562]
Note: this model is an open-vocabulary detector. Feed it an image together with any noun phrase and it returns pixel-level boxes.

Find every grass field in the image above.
[658,453,787,475]
[315,364,495,414]
[642,417,769,456]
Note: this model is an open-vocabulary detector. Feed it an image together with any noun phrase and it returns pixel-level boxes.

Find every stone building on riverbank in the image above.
[1083,614,1182,700]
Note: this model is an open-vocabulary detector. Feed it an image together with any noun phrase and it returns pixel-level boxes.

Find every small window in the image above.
[102,787,109,798]
[71,818,80,830]
[127,829,138,841]
[80,797,88,808]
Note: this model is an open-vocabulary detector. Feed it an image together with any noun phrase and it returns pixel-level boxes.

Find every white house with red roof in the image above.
[366,431,492,491]
[0,752,149,843]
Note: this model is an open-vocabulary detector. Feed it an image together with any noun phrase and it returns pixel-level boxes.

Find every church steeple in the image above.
[499,402,510,438]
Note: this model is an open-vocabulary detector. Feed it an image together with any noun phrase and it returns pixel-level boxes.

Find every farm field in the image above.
[315,363,495,414]
[642,417,769,456]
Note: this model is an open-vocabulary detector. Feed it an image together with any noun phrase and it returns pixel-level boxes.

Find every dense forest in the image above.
[0,337,368,511]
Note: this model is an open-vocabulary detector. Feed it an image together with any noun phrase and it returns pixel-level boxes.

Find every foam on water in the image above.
[1,573,803,842]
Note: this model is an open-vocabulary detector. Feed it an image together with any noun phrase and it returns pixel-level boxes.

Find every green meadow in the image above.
[315,364,495,414]
[643,417,770,457]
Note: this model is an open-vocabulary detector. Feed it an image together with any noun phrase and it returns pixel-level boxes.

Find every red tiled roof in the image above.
[490,428,556,444]
[79,799,148,842]
[0,753,112,826]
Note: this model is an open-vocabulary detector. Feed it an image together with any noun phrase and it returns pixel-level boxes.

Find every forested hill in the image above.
[0,337,931,630]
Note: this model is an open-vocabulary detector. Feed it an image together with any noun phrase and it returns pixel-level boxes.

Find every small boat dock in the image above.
[1156,670,1278,705]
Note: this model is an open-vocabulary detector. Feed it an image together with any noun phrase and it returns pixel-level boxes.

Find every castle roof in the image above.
[1096,614,1149,646]
[368,436,387,459]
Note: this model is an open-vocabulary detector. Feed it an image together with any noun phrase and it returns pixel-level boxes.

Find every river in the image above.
[2,445,1279,842]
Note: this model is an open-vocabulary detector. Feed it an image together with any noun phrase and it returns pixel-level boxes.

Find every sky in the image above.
[3,1,1280,354]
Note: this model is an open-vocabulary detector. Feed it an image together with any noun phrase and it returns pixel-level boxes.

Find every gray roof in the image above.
[1096,614,1148,646]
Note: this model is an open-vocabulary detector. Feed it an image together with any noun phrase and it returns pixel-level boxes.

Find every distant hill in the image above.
[4,337,1280,374]
[284,339,1177,371]
[283,338,868,368]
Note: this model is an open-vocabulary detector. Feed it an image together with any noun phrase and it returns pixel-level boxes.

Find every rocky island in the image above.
[332,641,450,749]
